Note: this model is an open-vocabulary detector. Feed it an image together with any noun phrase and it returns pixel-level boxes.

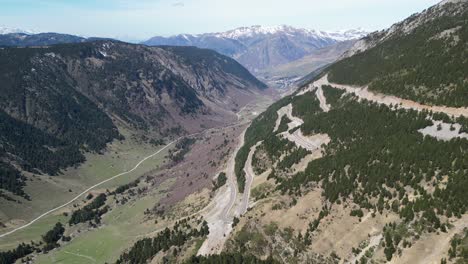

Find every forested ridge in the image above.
[239,80,468,261]
[0,110,86,197]
[328,2,468,107]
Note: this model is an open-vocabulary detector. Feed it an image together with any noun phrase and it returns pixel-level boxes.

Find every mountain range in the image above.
[2,0,467,263]
[0,25,368,87]
[143,26,369,84]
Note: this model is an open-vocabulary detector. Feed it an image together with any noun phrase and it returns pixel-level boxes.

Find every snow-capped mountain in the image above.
[212,25,367,41]
[0,26,35,35]
[143,25,369,76]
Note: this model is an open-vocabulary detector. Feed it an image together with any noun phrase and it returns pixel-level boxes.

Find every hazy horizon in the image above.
[1,0,441,42]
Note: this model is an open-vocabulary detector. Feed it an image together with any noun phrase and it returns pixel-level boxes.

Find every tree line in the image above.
[116,219,209,264]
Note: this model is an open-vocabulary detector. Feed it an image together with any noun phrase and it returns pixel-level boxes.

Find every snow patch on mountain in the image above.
[0,26,36,35]
[211,25,368,41]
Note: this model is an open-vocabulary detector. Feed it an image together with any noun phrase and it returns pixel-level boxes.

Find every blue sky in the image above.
[0,0,441,41]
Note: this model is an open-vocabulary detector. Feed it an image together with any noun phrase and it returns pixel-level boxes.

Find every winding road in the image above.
[304,74,468,118]
[275,103,330,152]
[197,129,245,255]
[238,141,262,215]
[315,85,331,112]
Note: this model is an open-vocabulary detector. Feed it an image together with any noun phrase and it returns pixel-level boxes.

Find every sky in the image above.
[0,0,441,42]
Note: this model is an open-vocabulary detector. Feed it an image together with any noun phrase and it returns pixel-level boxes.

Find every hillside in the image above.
[228,1,468,263]
[3,1,468,263]
[329,0,467,107]
[0,40,266,199]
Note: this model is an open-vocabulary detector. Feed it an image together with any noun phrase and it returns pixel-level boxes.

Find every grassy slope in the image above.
[0,127,170,250]
[35,179,176,264]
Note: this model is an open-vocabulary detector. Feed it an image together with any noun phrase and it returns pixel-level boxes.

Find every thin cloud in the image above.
[172,2,185,7]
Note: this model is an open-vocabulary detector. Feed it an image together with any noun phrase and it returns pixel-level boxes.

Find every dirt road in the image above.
[274,104,303,132]
[238,141,262,215]
[315,85,331,112]
[275,103,330,152]
[305,75,468,118]
[197,96,275,255]
[197,129,246,256]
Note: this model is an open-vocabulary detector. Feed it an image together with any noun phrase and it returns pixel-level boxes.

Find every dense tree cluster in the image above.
[277,147,310,172]
[380,222,412,261]
[291,91,322,118]
[0,110,86,197]
[236,91,322,193]
[0,221,69,264]
[41,222,66,252]
[321,85,345,107]
[213,172,227,191]
[69,193,108,225]
[0,243,33,264]
[276,115,291,134]
[116,219,209,264]
[328,4,468,107]
[113,179,140,195]
[0,45,124,196]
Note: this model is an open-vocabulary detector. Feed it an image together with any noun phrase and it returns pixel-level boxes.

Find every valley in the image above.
[1,0,467,263]
[0,85,274,263]
[143,26,367,89]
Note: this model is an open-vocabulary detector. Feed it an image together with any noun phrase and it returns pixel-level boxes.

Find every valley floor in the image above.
[0,90,275,263]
